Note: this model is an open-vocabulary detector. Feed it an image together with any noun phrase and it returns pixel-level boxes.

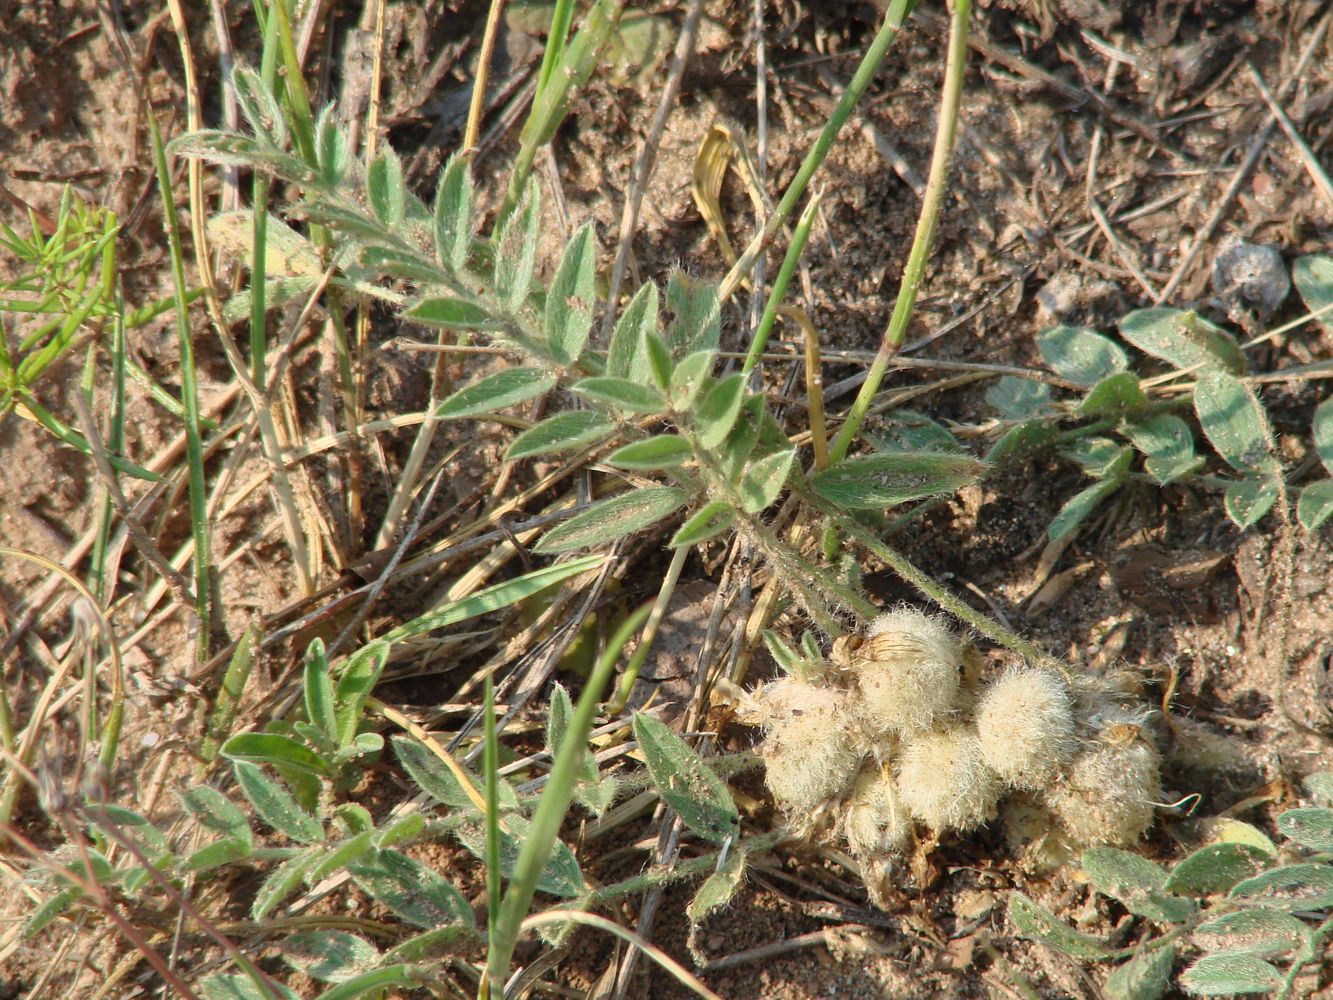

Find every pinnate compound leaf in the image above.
[1119,308,1246,374]
[1305,771,1333,806]
[1178,954,1282,995]
[1194,371,1275,472]
[405,296,497,329]
[1228,862,1333,911]
[572,376,665,414]
[534,487,690,553]
[1082,847,1194,923]
[506,411,615,460]
[348,849,474,928]
[632,712,738,845]
[986,376,1051,419]
[221,733,330,775]
[740,448,795,513]
[435,368,555,419]
[280,930,380,984]
[311,967,423,1000]
[303,639,336,746]
[546,223,597,363]
[809,452,984,510]
[1036,325,1128,385]
[1047,471,1127,542]
[1007,892,1113,959]
[1292,254,1333,333]
[669,351,716,411]
[1276,807,1333,851]
[877,410,967,453]
[382,925,477,964]
[334,641,387,750]
[232,67,286,148]
[494,181,540,312]
[645,331,673,390]
[199,974,299,1000]
[181,786,252,848]
[1124,415,1201,485]
[693,374,746,448]
[233,761,323,844]
[607,281,658,383]
[669,500,735,548]
[1314,397,1333,475]
[1164,842,1270,896]
[366,147,405,228]
[688,848,746,925]
[1223,476,1279,531]
[665,270,720,355]
[391,734,517,811]
[1193,909,1313,959]
[1104,943,1174,1000]
[1078,372,1147,416]
[606,435,693,470]
[434,153,474,272]
[252,850,319,919]
[452,813,584,897]
[1301,481,1333,531]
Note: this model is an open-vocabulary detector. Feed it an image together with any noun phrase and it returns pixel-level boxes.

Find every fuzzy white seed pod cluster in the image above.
[752,608,1165,886]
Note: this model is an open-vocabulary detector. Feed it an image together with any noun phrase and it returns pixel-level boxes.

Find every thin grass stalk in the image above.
[148,113,212,664]
[465,0,507,153]
[810,495,1054,668]
[483,672,502,994]
[520,910,723,1000]
[718,0,915,303]
[267,0,316,165]
[496,0,626,225]
[741,191,821,376]
[248,5,282,387]
[88,287,127,606]
[828,0,971,463]
[609,545,689,714]
[486,601,653,991]
[536,0,576,92]
[172,3,314,597]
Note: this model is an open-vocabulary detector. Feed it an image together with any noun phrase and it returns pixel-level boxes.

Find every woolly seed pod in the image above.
[757,679,861,817]
[852,608,963,737]
[1044,726,1161,847]
[843,765,912,857]
[896,726,999,832]
[975,668,1076,789]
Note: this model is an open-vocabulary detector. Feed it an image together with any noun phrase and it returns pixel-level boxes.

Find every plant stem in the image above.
[742,192,821,376]
[811,494,1053,667]
[485,602,652,990]
[148,112,212,665]
[718,0,915,303]
[829,0,971,464]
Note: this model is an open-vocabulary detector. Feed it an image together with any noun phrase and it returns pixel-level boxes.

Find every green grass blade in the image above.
[148,111,212,664]
[376,554,605,646]
[487,601,653,988]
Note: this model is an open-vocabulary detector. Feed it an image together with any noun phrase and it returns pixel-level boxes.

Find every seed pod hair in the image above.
[756,679,861,818]
[843,764,912,857]
[976,667,1076,789]
[851,607,963,737]
[895,726,999,832]
[1044,724,1161,847]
